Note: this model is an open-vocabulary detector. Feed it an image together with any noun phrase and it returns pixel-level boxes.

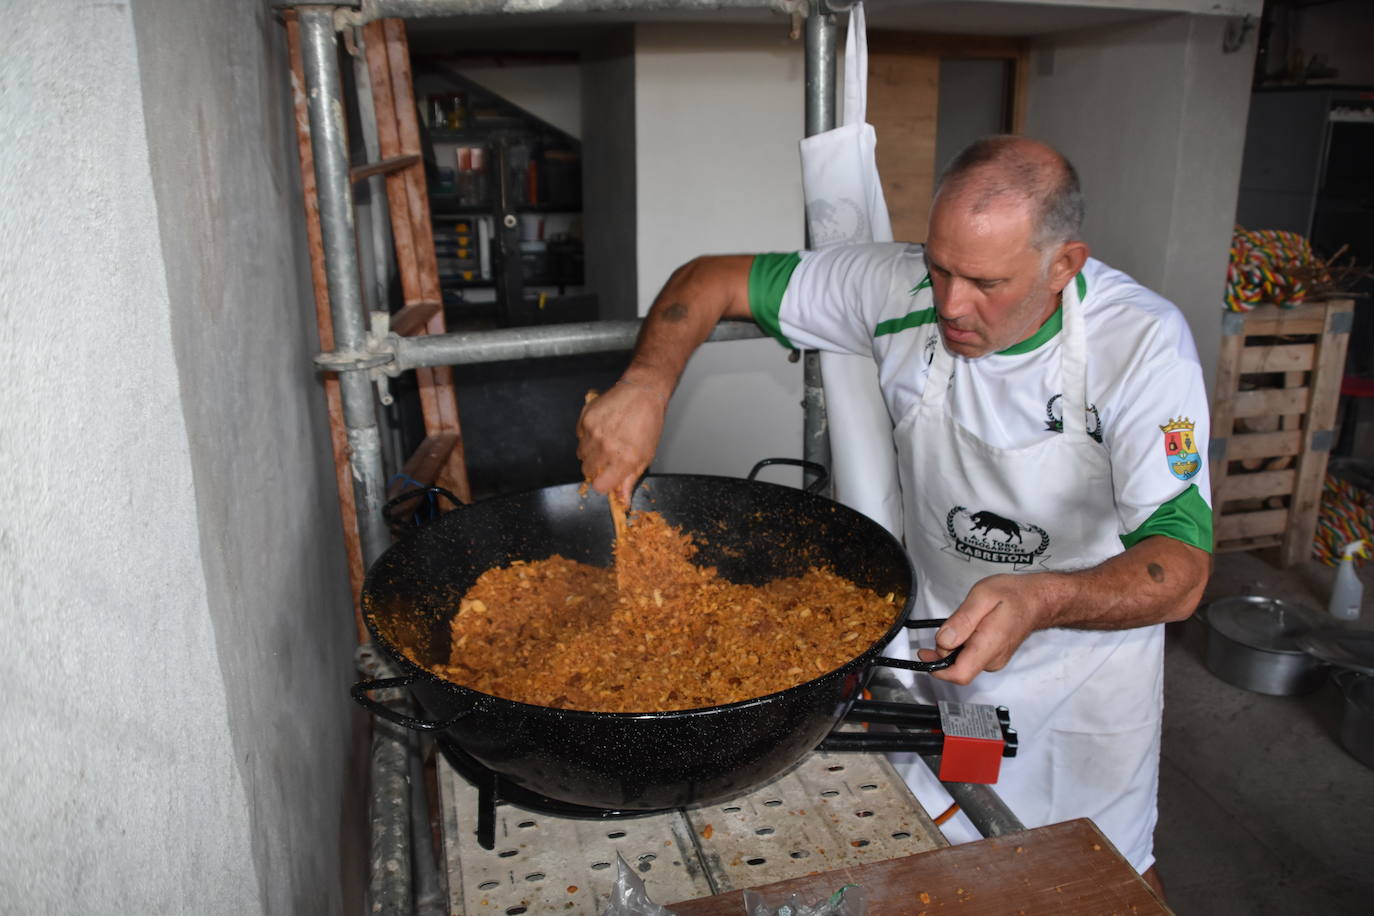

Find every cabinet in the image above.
[415,75,592,328]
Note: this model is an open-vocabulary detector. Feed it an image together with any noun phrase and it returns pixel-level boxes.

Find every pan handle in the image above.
[350,675,476,732]
[382,484,463,536]
[872,616,961,672]
[747,458,830,495]
[872,646,961,673]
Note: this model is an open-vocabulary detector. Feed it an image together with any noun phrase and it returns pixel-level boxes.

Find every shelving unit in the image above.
[413,71,589,326]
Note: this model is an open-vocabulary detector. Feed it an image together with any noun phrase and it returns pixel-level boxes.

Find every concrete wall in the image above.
[1026,13,1258,393]
[633,23,808,482]
[1,1,359,912]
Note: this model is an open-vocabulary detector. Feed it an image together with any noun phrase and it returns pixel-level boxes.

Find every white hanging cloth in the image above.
[798,2,903,539]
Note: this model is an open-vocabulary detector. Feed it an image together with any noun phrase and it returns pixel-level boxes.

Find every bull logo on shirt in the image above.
[1161,417,1201,480]
[945,507,1050,567]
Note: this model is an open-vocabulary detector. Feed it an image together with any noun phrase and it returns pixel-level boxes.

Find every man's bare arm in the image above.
[577,255,756,501]
[919,535,1211,684]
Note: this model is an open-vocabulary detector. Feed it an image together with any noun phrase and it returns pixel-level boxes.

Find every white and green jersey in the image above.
[749,243,1212,552]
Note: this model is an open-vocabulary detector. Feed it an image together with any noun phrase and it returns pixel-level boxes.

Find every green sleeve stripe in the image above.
[1120,484,1214,554]
[748,252,801,349]
[875,307,937,338]
[873,273,936,338]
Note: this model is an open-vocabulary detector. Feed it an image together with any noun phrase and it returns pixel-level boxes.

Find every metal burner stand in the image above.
[439,748,946,915]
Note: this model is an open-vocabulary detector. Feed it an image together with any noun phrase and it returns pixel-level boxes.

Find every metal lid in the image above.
[1299,628,1374,676]
[1202,596,1322,654]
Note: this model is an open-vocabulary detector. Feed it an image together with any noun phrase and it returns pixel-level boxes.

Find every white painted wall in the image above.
[1026,13,1257,393]
[633,23,808,482]
[1,1,359,912]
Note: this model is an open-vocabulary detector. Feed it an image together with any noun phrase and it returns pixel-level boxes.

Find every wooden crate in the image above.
[1210,298,1355,564]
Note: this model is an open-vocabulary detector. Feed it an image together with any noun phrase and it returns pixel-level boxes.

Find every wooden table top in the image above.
[668,818,1170,915]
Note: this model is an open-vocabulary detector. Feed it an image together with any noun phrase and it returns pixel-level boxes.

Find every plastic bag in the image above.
[743,883,866,916]
[601,854,676,916]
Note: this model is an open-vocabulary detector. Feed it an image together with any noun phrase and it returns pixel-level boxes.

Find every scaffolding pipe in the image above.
[351,0,805,23]
[300,7,392,570]
[800,0,835,495]
[299,9,411,916]
[392,319,765,370]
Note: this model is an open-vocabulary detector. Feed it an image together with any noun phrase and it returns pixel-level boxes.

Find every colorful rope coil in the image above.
[1314,473,1374,566]
[1225,226,1332,313]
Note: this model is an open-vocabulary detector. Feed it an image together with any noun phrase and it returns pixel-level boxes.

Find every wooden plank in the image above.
[1232,386,1310,419]
[1215,535,1283,554]
[1209,328,1247,505]
[387,432,459,499]
[286,14,368,640]
[435,427,472,503]
[1216,508,1289,541]
[867,48,939,244]
[362,21,440,429]
[1237,302,1327,336]
[1220,469,1296,501]
[362,19,471,503]
[350,153,421,183]
[1279,299,1355,566]
[1239,342,1315,373]
[381,20,469,477]
[1227,429,1304,461]
[669,819,1166,916]
[383,19,443,309]
[390,300,441,337]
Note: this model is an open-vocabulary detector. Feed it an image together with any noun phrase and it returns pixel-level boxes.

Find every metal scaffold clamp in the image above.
[313,311,400,405]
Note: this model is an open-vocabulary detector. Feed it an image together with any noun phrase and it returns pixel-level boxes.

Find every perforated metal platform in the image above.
[438,750,946,914]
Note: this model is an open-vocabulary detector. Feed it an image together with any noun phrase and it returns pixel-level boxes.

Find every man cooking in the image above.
[576,136,1212,896]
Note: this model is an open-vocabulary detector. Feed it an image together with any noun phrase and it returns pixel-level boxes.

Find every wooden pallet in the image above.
[1210,298,1355,565]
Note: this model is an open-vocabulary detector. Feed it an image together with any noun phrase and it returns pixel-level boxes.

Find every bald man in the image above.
[578,136,1212,894]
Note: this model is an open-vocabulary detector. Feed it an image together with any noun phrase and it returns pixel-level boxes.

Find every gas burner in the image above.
[434,735,673,849]
[435,699,1016,850]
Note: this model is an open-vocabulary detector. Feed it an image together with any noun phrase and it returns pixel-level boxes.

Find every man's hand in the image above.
[573,255,756,503]
[916,536,1209,684]
[918,573,1055,685]
[577,379,669,505]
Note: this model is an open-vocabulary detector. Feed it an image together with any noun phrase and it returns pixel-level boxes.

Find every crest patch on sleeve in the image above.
[1161,417,1201,480]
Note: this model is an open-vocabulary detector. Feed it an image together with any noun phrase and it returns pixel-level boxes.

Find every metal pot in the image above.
[1334,670,1374,770]
[1198,596,1325,696]
[352,465,959,811]
[1299,629,1374,770]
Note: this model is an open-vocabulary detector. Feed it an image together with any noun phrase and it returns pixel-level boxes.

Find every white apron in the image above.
[891,278,1165,872]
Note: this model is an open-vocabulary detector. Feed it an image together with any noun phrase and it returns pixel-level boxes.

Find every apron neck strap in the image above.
[1060,272,1090,440]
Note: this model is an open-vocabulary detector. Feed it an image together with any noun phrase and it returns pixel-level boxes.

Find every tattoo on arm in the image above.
[661,302,689,323]
[1147,562,1165,584]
